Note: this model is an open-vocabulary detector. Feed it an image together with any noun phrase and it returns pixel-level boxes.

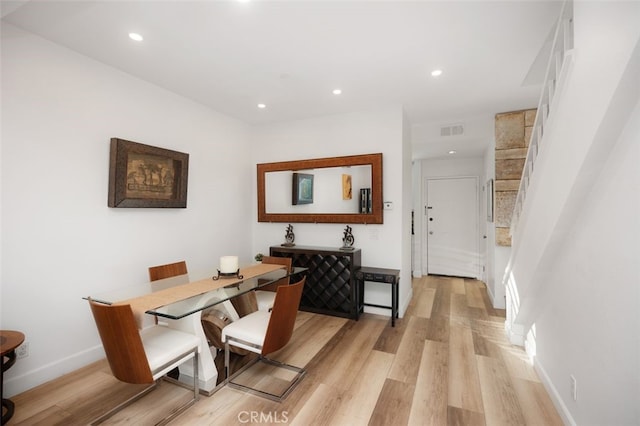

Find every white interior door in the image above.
[425,177,479,278]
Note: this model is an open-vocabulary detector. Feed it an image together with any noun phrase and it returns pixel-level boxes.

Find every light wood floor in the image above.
[10,276,563,425]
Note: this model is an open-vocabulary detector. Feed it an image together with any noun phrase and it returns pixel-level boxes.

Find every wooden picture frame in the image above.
[292,173,314,205]
[108,138,189,208]
[257,153,383,224]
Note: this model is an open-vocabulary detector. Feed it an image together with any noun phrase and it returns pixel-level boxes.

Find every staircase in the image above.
[510,0,574,234]
[498,1,640,422]
[503,0,575,346]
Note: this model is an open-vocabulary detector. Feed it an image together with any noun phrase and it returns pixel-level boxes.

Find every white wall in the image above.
[504,2,640,424]
[401,110,413,309]
[481,142,502,307]
[411,161,422,277]
[1,25,253,395]
[250,106,411,317]
[537,98,639,426]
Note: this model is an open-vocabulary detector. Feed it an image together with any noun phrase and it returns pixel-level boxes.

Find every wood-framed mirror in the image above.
[257,153,383,224]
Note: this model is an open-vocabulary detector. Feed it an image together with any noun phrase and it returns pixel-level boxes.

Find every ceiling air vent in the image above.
[440,123,464,137]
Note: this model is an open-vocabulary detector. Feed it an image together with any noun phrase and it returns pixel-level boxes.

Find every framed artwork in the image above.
[342,174,352,200]
[487,178,494,222]
[292,173,314,205]
[108,138,189,208]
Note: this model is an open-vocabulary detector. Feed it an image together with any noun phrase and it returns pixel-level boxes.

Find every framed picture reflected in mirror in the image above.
[292,173,314,205]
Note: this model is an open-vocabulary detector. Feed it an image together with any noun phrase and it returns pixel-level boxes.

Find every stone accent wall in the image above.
[494,109,536,246]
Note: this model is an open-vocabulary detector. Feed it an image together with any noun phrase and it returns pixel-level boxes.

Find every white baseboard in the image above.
[401,288,413,317]
[533,357,576,426]
[4,345,105,397]
[486,281,496,305]
[505,321,525,347]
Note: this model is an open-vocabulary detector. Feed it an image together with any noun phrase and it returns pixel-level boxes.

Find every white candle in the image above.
[220,256,238,273]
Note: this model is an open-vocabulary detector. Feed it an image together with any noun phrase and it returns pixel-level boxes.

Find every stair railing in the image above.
[510,0,574,235]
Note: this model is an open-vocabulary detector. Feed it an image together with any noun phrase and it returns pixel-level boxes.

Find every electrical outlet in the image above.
[570,375,577,401]
[16,341,29,359]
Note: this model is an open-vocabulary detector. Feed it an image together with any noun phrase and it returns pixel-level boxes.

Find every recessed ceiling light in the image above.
[257,103,266,109]
[332,89,342,95]
[448,150,457,155]
[431,69,443,77]
[128,33,144,42]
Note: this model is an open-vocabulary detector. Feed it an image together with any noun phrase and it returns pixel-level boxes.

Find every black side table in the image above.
[355,267,400,327]
[1,330,25,425]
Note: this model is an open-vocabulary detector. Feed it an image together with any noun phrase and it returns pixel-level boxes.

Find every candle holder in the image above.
[212,269,243,280]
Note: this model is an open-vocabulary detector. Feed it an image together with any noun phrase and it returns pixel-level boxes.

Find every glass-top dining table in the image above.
[84,263,306,395]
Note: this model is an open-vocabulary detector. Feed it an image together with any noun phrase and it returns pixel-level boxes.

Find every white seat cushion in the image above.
[255,290,276,311]
[221,310,271,353]
[140,326,200,378]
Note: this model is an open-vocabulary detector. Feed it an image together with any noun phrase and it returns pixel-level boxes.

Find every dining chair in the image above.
[147,260,191,331]
[221,276,306,401]
[148,260,188,280]
[148,261,243,356]
[254,256,293,312]
[229,291,259,318]
[88,299,200,425]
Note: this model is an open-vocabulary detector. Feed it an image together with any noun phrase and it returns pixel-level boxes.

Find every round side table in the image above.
[1,330,25,424]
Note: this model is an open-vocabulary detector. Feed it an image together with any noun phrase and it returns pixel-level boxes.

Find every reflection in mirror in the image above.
[257,153,383,224]
[265,165,371,214]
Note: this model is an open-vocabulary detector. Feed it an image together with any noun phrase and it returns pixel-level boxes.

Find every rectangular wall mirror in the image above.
[257,153,383,224]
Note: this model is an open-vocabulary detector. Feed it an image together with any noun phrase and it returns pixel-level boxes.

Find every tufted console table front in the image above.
[270,245,361,319]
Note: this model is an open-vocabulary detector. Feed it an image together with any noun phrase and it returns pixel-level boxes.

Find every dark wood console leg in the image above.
[1,330,25,425]
[2,398,16,424]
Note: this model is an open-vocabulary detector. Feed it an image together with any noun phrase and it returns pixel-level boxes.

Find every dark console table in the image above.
[355,267,400,327]
[270,245,361,319]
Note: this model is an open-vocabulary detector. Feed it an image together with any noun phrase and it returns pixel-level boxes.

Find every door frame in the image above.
[422,176,480,279]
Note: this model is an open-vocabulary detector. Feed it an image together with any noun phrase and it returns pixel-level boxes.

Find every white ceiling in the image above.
[1,0,562,159]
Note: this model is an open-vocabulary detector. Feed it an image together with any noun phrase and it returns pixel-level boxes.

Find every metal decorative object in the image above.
[281,224,295,247]
[340,225,355,251]
[212,270,243,280]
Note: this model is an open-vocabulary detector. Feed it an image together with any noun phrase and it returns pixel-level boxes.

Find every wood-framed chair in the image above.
[148,261,243,357]
[147,260,191,331]
[254,256,293,312]
[88,299,200,425]
[221,276,306,401]
[148,260,188,281]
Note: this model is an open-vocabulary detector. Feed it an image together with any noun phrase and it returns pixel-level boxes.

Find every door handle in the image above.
[429,231,434,235]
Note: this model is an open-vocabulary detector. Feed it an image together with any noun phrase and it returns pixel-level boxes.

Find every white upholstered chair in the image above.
[221,276,306,401]
[148,260,236,347]
[88,299,200,425]
[254,256,293,312]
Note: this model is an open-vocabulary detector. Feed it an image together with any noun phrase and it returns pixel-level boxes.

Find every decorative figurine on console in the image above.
[340,225,355,251]
[281,224,295,247]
